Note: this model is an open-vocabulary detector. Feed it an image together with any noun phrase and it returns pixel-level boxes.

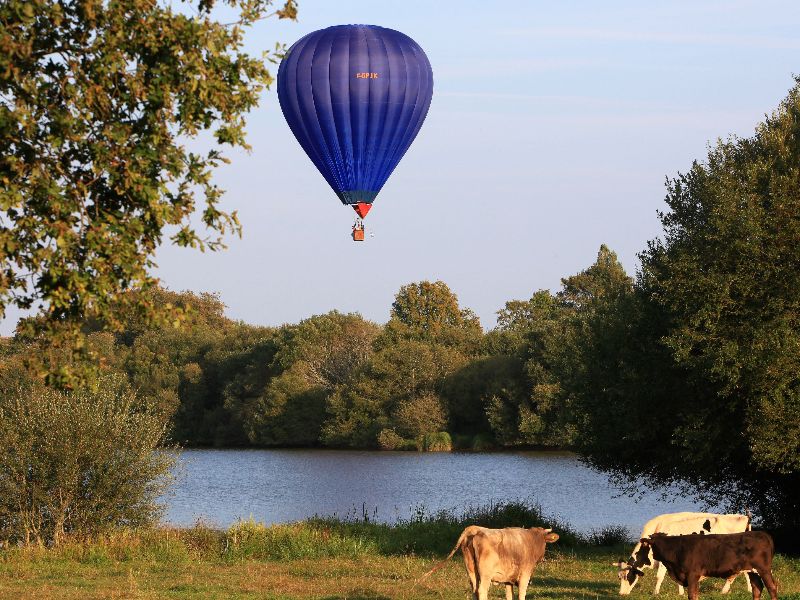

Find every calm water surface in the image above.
[165,449,710,535]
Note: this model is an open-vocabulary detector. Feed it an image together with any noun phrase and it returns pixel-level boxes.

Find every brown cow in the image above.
[615,512,752,595]
[420,525,559,600]
[641,531,778,600]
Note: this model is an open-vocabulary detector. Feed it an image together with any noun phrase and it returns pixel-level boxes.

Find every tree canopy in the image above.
[573,78,800,529]
[0,0,296,382]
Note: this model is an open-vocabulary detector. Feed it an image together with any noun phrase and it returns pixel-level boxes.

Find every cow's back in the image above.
[642,513,715,536]
[652,531,774,578]
[471,528,547,584]
[628,513,721,569]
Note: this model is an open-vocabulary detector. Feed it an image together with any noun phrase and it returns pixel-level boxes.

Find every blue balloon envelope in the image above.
[277,25,434,220]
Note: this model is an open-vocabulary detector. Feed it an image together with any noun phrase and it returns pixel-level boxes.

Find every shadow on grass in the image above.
[319,591,391,600]
[533,576,617,597]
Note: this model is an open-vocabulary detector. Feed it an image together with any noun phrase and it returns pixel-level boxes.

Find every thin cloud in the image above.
[502,27,800,50]
[435,56,613,79]
[436,91,659,110]
[434,107,764,131]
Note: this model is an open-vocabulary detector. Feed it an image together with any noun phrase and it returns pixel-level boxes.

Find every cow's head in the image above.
[529,527,560,544]
[614,542,652,595]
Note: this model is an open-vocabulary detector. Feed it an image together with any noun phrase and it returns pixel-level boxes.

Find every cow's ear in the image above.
[545,532,559,543]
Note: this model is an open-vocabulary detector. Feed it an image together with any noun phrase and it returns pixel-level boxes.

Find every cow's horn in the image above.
[544,528,552,533]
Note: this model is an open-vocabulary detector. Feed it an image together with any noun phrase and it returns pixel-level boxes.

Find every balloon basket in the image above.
[352,228,365,242]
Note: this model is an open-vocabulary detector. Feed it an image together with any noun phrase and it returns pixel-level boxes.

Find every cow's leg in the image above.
[505,583,513,600]
[654,562,671,595]
[518,572,532,600]
[721,573,736,594]
[747,571,764,600]
[463,543,478,600]
[754,568,777,600]
[477,576,491,600]
[686,575,701,600]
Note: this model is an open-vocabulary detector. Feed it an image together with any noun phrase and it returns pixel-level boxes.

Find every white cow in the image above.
[614,512,752,595]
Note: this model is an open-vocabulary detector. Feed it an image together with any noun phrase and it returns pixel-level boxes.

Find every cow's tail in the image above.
[417,525,482,582]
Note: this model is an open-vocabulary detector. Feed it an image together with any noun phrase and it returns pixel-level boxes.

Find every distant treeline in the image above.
[2,267,613,452]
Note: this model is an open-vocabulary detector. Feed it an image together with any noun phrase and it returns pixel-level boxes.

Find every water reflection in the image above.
[164,449,709,534]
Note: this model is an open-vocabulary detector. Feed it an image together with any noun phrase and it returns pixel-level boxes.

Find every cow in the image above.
[640,531,777,600]
[614,512,752,595]
[420,525,559,600]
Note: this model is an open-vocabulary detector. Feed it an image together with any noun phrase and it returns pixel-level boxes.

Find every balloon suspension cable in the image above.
[352,217,365,242]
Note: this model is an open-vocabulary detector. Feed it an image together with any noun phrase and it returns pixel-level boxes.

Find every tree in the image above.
[558,244,633,310]
[246,312,380,446]
[322,338,467,448]
[383,281,483,351]
[477,272,630,449]
[0,0,296,382]
[576,79,800,530]
[272,311,381,389]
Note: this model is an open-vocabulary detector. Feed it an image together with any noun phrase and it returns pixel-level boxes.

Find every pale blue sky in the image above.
[2,1,799,334]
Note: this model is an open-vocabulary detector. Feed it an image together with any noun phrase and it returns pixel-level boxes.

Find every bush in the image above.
[0,375,177,545]
[418,431,452,451]
[583,525,631,546]
[393,393,448,439]
[377,428,405,450]
[471,433,496,451]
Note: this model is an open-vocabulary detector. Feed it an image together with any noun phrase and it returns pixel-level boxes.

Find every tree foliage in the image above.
[0,0,296,382]
[246,312,380,446]
[574,79,800,529]
[383,280,482,350]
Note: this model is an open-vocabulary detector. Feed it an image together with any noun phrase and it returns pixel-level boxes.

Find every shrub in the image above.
[584,524,631,546]
[377,428,405,450]
[471,433,496,451]
[0,375,177,545]
[418,431,452,451]
[393,393,448,439]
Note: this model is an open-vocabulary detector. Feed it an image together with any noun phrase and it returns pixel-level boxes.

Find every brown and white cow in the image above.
[421,525,559,600]
[640,531,777,600]
[615,512,752,595]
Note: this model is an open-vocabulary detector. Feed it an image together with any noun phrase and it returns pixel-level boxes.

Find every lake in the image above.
[164,449,711,536]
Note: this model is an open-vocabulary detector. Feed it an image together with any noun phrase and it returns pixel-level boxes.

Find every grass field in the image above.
[1,503,798,599]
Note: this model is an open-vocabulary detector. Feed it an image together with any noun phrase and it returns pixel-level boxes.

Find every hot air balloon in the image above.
[277,25,433,241]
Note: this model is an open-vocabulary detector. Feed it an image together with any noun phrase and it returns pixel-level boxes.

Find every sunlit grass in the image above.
[0,502,797,599]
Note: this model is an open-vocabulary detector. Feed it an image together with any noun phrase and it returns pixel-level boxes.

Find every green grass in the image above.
[0,503,797,599]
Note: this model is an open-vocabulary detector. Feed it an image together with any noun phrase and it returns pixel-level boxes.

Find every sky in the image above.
[2,0,799,334]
